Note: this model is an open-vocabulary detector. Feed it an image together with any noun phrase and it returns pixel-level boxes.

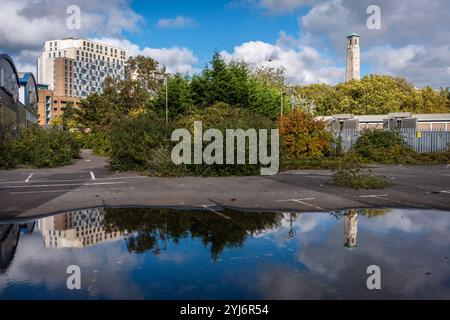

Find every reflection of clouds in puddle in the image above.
[155,251,192,263]
[254,213,333,247]
[250,265,339,300]
[294,210,450,299]
[0,232,145,299]
[1,208,449,299]
[361,209,450,234]
[250,209,450,299]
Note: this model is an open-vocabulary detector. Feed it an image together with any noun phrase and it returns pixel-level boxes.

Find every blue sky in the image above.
[1,0,449,87]
[125,0,305,64]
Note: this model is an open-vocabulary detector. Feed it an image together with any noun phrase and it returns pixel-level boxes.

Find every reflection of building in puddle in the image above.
[0,224,20,271]
[344,210,358,248]
[37,208,123,248]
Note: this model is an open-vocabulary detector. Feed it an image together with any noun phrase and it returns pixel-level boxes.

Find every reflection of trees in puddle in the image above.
[104,208,284,260]
[1,207,391,266]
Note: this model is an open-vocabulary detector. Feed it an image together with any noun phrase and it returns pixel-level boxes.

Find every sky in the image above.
[0,0,449,88]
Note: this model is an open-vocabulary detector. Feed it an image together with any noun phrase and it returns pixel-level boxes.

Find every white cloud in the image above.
[297,0,450,87]
[0,1,199,76]
[157,16,197,29]
[0,0,142,53]
[93,38,199,74]
[220,34,344,85]
[237,0,450,88]
[364,45,450,88]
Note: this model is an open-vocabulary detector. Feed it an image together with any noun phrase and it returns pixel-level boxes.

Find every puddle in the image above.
[0,207,449,299]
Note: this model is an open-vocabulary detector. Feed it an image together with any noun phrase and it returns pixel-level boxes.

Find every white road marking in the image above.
[9,186,135,195]
[356,194,427,208]
[25,173,34,183]
[2,181,126,189]
[361,194,427,208]
[357,194,389,198]
[202,205,232,220]
[277,198,316,202]
[276,198,326,211]
[0,175,146,185]
[90,171,96,180]
[441,190,450,194]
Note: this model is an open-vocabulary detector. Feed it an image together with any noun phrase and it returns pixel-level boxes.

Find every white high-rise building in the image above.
[345,33,361,82]
[37,38,127,98]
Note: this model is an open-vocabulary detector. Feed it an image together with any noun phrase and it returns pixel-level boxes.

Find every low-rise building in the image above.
[0,54,38,134]
[319,113,450,131]
[18,72,38,125]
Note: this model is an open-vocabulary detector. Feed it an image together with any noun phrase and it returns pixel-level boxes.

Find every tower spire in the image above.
[345,33,361,82]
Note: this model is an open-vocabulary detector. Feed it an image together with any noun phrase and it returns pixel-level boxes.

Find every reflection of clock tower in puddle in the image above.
[344,210,358,248]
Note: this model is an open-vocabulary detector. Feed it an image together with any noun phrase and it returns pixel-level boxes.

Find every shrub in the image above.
[2,125,80,169]
[0,142,17,169]
[11,125,80,168]
[279,109,333,160]
[350,129,417,164]
[332,159,389,190]
[0,127,17,169]
[109,115,173,171]
[174,103,276,176]
[108,104,276,176]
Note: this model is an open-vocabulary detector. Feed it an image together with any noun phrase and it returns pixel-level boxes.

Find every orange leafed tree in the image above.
[279,109,333,160]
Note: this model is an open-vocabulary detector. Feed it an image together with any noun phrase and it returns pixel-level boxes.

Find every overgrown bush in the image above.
[72,129,112,157]
[349,129,417,164]
[0,142,17,169]
[1,125,80,169]
[108,104,276,176]
[0,127,17,169]
[332,159,389,190]
[109,115,173,172]
[175,103,276,176]
[279,109,333,160]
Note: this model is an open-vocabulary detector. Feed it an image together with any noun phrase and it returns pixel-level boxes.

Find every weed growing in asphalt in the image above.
[332,159,389,190]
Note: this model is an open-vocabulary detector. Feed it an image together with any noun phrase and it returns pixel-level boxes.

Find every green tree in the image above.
[296,75,448,116]
[152,74,194,118]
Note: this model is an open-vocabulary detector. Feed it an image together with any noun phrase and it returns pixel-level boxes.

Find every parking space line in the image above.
[9,186,135,195]
[276,198,326,211]
[356,194,428,208]
[202,205,232,220]
[0,175,147,185]
[357,194,388,198]
[1,181,126,189]
[25,173,34,183]
[90,171,96,180]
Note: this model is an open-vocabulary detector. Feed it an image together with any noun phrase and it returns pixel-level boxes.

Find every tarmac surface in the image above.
[1,150,449,221]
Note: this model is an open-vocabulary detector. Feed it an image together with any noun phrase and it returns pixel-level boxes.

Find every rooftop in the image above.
[347,32,361,38]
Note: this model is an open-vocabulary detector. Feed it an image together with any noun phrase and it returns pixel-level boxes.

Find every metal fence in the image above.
[333,129,450,154]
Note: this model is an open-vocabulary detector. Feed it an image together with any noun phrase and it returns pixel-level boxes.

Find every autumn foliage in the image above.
[279,109,333,160]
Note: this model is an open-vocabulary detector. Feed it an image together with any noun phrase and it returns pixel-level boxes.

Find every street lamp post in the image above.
[164,75,169,125]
